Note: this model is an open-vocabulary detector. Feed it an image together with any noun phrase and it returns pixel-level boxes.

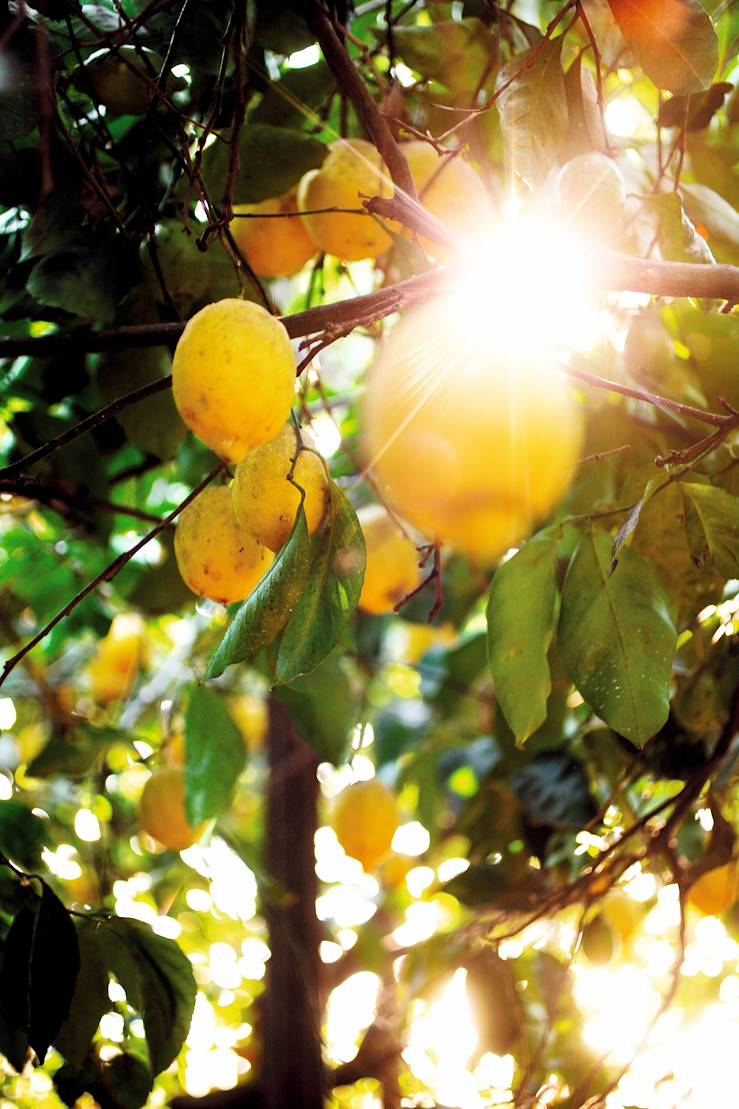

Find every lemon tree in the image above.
[0,3,739,1109]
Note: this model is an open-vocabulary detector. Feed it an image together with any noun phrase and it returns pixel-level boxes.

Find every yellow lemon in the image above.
[297,139,394,261]
[172,299,296,463]
[333,780,401,871]
[232,424,329,552]
[139,767,200,851]
[357,504,421,615]
[230,693,269,753]
[688,862,739,917]
[401,141,493,261]
[361,298,582,561]
[88,613,147,706]
[174,486,273,605]
[231,189,318,278]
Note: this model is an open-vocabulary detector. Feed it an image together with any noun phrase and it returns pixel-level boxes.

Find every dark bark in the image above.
[263,699,325,1109]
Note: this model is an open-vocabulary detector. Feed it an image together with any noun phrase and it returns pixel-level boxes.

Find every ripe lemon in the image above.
[139,767,200,851]
[601,888,644,945]
[174,486,273,605]
[297,138,394,261]
[361,298,582,561]
[172,299,296,463]
[333,779,401,871]
[232,424,329,552]
[401,141,493,261]
[230,693,269,753]
[88,613,147,705]
[231,188,318,278]
[357,504,421,615]
[688,861,739,916]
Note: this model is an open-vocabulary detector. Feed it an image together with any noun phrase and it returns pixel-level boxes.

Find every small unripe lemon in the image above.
[231,189,318,278]
[88,613,147,705]
[556,153,626,237]
[172,299,296,463]
[687,861,739,917]
[174,486,273,605]
[333,779,401,871]
[139,767,200,851]
[357,505,421,615]
[297,139,394,261]
[362,298,582,561]
[232,425,329,552]
[401,141,493,261]
[81,46,157,115]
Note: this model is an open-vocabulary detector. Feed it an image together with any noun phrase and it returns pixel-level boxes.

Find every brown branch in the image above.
[562,362,733,427]
[0,476,170,526]
[0,464,223,690]
[306,2,417,199]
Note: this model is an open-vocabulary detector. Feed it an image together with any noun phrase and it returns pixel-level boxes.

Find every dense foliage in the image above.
[1,1,739,1107]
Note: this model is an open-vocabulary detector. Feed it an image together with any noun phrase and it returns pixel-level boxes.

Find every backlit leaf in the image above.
[184,686,246,826]
[607,0,718,93]
[496,38,569,188]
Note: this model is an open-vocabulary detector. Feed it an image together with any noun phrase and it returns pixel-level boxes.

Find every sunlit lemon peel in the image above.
[87,613,148,706]
[361,288,583,562]
[333,779,401,871]
[297,138,394,261]
[687,861,739,917]
[232,424,329,553]
[357,504,422,615]
[172,299,296,463]
[174,486,273,605]
[139,766,202,851]
[231,188,318,278]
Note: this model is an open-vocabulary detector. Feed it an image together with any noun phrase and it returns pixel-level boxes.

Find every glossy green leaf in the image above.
[184,686,246,826]
[496,38,569,188]
[487,528,560,745]
[98,918,195,1076]
[276,650,357,764]
[683,482,739,577]
[273,480,365,685]
[607,0,718,93]
[0,884,80,1068]
[202,123,325,205]
[54,921,111,1068]
[206,507,312,680]
[559,529,677,744]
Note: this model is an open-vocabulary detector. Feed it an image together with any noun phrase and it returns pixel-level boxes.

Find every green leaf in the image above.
[487,528,560,746]
[97,346,184,462]
[54,920,110,1069]
[421,632,488,716]
[0,801,48,869]
[273,480,365,685]
[184,686,246,826]
[496,38,569,189]
[276,651,357,764]
[510,752,596,829]
[683,482,739,577]
[28,237,137,324]
[658,82,733,129]
[28,725,126,780]
[559,529,677,745]
[607,0,718,93]
[645,191,714,264]
[0,884,80,1067]
[98,917,195,1076]
[388,18,494,94]
[202,123,325,205]
[681,182,739,265]
[0,48,38,140]
[97,1054,153,1109]
[205,507,313,681]
[562,55,607,160]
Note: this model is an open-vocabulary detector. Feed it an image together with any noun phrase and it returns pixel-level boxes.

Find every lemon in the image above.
[401,141,493,261]
[232,424,329,553]
[88,613,147,706]
[297,138,394,261]
[333,779,401,871]
[688,861,739,917]
[172,299,296,463]
[232,188,318,278]
[361,298,582,561]
[230,693,269,753]
[139,767,200,851]
[174,486,273,605]
[357,504,421,615]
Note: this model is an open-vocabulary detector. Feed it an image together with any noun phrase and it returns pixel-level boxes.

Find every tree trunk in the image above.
[263,698,325,1109]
